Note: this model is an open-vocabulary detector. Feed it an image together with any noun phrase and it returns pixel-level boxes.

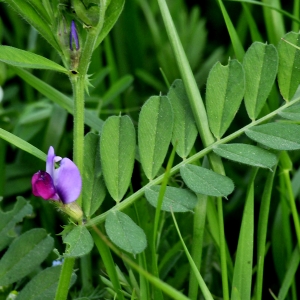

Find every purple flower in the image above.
[70,20,79,51]
[32,146,82,204]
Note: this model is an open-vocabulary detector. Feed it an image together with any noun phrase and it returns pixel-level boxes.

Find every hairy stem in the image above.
[54,257,75,300]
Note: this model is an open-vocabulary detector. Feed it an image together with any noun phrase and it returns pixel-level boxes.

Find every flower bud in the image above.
[70,20,80,51]
[70,20,81,70]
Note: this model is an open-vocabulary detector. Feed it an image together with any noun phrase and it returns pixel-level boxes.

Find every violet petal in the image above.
[54,158,82,204]
[31,171,59,200]
[46,146,55,178]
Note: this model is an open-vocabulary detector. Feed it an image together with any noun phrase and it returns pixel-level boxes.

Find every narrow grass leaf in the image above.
[0,228,54,286]
[42,104,67,152]
[277,247,300,300]
[256,166,277,300]
[100,115,136,202]
[13,67,104,131]
[168,79,197,158]
[206,59,245,139]
[102,75,134,107]
[94,0,125,49]
[188,194,208,300]
[170,210,214,300]
[138,95,173,180]
[2,0,60,52]
[262,0,285,45]
[91,230,126,300]
[241,3,263,42]
[151,144,177,300]
[243,42,278,120]
[25,0,52,24]
[145,185,197,212]
[217,0,245,61]
[0,128,46,161]
[16,266,76,300]
[0,196,33,251]
[278,102,300,120]
[278,32,300,101]
[63,225,94,257]
[231,169,257,300]
[228,0,300,25]
[158,240,184,278]
[213,144,277,170]
[245,123,300,150]
[0,46,68,73]
[105,211,147,255]
[83,133,106,218]
[180,164,234,198]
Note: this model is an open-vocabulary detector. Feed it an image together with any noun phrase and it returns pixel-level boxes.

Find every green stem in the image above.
[133,202,150,299]
[91,228,125,300]
[188,195,208,300]
[292,0,300,31]
[151,146,177,300]
[54,257,75,300]
[55,4,108,298]
[71,1,107,206]
[0,139,6,196]
[217,197,229,300]
[71,74,85,207]
[255,165,277,300]
[80,254,93,292]
[283,170,300,251]
[171,210,214,300]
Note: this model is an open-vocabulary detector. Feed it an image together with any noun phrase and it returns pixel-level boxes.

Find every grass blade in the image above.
[188,194,207,300]
[0,128,46,161]
[256,164,278,300]
[217,0,245,61]
[277,247,300,300]
[170,209,214,300]
[13,67,103,132]
[231,168,258,300]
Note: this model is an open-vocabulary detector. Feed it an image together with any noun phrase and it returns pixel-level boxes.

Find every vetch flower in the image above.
[32,146,82,204]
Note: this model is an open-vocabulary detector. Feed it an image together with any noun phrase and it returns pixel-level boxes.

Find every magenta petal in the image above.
[46,146,55,178]
[54,158,82,204]
[31,171,58,200]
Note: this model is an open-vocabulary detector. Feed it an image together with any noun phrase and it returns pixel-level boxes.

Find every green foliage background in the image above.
[0,0,300,299]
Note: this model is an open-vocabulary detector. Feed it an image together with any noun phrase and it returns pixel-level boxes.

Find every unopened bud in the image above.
[70,20,80,51]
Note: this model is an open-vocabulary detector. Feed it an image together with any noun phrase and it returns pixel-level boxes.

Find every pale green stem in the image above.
[255,166,277,300]
[188,195,208,300]
[91,228,125,300]
[80,254,93,292]
[71,74,85,207]
[283,170,300,251]
[54,257,75,300]
[292,0,300,31]
[217,197,229,300]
